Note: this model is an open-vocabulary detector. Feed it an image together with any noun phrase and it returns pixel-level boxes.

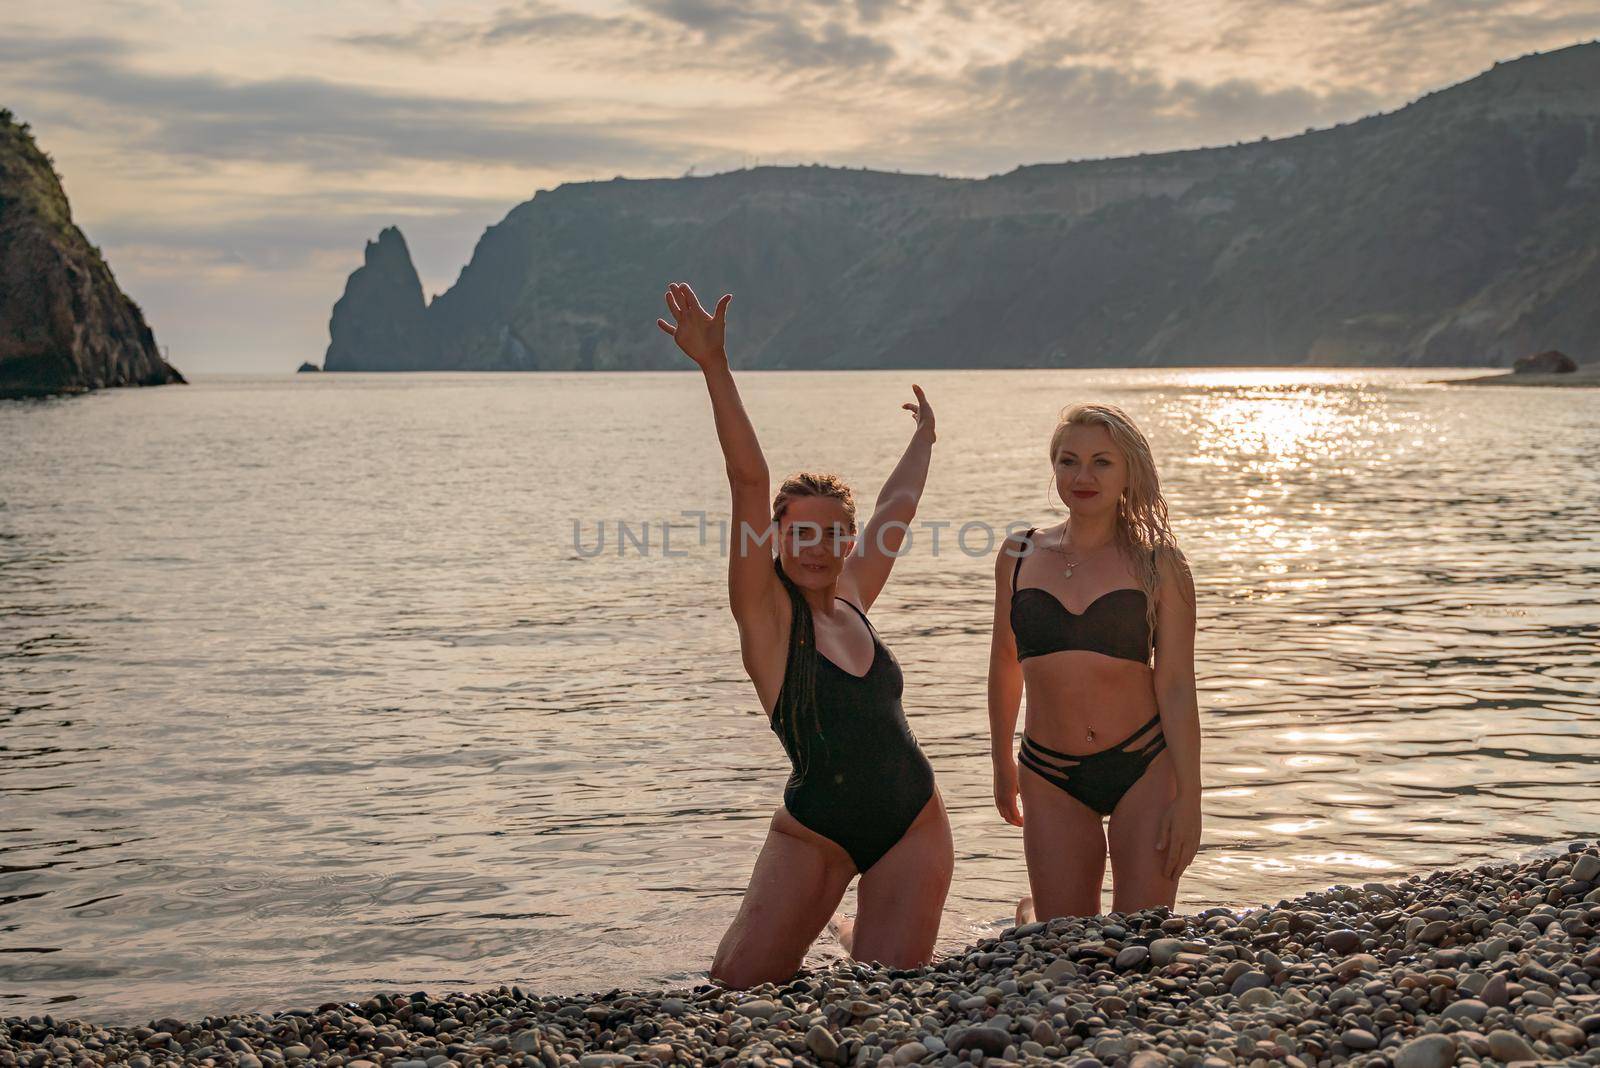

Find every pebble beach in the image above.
[8,843,1600,1068]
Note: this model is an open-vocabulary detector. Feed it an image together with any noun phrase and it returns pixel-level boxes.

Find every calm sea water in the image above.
[2,368,1597,1025]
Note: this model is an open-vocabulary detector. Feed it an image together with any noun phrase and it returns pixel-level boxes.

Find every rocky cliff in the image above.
[326,42,1600,371]
[323,226,429,371]
[0,110,184,398]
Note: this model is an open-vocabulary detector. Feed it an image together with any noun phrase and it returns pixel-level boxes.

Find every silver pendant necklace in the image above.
[1040,526,1085,580]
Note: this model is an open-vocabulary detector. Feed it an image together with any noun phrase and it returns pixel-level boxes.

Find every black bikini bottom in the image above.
[1018,711,1168,817]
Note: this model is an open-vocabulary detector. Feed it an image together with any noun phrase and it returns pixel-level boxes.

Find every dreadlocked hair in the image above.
[770,472,856,786]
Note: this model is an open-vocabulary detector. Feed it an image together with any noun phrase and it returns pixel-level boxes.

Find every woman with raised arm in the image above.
[656,280,953,988]
[988,403,1201,922]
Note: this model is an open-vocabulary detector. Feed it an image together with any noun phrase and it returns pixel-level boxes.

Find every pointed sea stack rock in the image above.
[0,109,184,399]
[297,361,321,373]
[323,226,430,371]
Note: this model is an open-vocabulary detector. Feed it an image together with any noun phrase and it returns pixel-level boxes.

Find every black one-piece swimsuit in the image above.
[771,598,936,873]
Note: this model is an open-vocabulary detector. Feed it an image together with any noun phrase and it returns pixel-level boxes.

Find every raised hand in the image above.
[901,383,935,442]
[656,281,732,369]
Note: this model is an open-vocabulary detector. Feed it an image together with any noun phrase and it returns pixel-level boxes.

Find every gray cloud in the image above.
[743,15,897,70]
[639,2,901,76]
[343,1,646,53]
[0,32,125,62]
[873,42,1385,176]
[2,32,695,173]
[1211,0,1600,89]
[341,0,902,78]
[635,0,749,34]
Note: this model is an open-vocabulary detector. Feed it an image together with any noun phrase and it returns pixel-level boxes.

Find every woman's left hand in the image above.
[1155,791,1202,881]
[902,383,935,443]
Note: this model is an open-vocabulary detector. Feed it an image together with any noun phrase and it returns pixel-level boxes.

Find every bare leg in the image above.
[710,807,856,989]
[1106,748,1180,913]
[1015,895,1035,927]
[1019,762,1107,919]
[849,791,954,967]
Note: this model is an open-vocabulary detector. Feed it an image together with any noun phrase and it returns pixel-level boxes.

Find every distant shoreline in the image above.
[1437,366,1600,388]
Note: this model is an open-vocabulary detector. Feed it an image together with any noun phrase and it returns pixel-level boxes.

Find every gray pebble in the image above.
[1115,946,1150,970]
[1229,970,1269,996]
[948,1026,1010,1057]
[1486,1029,1537,1061]
[1325,929,1362,954]
[1237,987,1275,1009]
[1393,1033,1456,1068]
[1150,938,1183,966]
[735,999,777,1020]
[806,1024,839,1061]
[893,1040,928,1064]
[1341,1029,1378,1051]
[1440,998,1487,1023]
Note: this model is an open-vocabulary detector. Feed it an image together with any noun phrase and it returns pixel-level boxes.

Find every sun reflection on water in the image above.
[1,367,1596,1023]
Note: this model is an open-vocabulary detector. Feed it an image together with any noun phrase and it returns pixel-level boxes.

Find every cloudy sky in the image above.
[6,0,1598,372]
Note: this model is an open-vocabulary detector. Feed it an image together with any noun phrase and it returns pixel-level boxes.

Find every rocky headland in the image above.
[326,44,1600,373]
[0,110,183,400]
[6,843,1600,1066]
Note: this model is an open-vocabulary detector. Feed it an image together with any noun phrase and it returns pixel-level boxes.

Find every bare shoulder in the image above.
[1152,543,1195,604]
[995,529,1032,582]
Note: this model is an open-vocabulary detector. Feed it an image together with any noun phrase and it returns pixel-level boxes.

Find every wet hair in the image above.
[769,472,856,783]
[1049,402,1192,655]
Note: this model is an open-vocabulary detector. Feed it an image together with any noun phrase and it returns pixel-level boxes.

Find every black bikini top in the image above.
[1009,527,1155,665]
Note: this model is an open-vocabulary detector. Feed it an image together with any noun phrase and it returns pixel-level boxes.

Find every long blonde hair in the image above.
[1049,403,1190,654]
[769,472,856,783]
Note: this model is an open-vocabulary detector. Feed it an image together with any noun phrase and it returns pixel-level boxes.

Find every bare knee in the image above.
[710,920,807,990]
[708,953,756,990]
[709,949,793,990]
[848,926,934,970]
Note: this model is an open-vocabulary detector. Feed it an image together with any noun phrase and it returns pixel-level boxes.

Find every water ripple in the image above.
[1,368,1596,1023]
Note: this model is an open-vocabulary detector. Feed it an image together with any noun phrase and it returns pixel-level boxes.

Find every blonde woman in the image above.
[656,281,953,987]
[988,403,1201,920]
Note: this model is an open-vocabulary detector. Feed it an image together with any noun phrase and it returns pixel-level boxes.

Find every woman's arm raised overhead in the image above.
[656,282,784,641]
[840,384,935,612]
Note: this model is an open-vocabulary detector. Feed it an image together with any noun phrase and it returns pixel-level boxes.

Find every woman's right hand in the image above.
[993,756,1024,827]
[656,281,732,370]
